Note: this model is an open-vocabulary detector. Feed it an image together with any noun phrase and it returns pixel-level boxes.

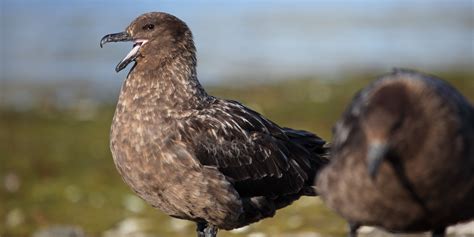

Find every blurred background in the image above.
[1,0,473,237]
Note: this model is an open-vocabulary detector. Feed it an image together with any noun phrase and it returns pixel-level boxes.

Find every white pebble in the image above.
[230,226,250,233]
[247,232,267,237]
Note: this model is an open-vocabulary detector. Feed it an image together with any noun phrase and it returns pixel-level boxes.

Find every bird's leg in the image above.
[348,222,360,237]
[432,226,446,237]
[204,224,218,237]
[196,222,218,237]
[196,222,207,237]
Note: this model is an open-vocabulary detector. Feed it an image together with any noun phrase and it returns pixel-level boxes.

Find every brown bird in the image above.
[317,69,474,237]
[100,12,328,237]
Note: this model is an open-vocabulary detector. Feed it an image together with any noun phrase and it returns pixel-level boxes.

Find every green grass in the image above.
[1,72,473,237]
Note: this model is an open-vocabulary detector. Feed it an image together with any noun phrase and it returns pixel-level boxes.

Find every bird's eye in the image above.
[143,24,155,30]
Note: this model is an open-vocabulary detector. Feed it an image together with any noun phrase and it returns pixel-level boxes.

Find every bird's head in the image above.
[100,12,195,73]
[361,79,421,179]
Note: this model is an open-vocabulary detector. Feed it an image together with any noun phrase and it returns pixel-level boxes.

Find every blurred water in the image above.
[1,0,473,87]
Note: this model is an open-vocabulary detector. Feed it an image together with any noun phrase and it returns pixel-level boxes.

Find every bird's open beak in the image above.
[367,141,389,179]
[100,32,148,73]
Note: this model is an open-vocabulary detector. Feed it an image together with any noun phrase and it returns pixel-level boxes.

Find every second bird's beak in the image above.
[100,32,147,73]
[367,141,389,179]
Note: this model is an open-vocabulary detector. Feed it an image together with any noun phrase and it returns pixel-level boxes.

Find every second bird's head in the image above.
[100,12,195,72]
[360,71,437,179]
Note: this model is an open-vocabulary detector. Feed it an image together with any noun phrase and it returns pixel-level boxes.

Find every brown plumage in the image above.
[316,69,474,237]
[100,12,328,237]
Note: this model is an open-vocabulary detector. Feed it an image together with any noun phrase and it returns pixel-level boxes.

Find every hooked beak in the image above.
[367,141,389,179]
[100,31,133,48]
[100,32,148,73]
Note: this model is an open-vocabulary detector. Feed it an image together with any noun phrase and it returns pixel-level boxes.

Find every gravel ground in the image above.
[30,220,474,237]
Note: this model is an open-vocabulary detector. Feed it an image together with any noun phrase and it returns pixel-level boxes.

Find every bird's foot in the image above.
[348,222,360,237]
[432,226,446,237]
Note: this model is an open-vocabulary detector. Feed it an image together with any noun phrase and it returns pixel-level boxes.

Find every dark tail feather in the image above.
[283,127,330,165]
[283,127,330,186]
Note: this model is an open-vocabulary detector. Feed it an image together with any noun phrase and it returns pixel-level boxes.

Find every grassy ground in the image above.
[1,71,473,237]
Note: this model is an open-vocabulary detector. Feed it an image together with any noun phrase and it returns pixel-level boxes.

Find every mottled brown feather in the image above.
[317,69,474,235]
[106,12,328,231]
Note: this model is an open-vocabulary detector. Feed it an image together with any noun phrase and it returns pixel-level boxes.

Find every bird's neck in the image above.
[117,53,209,117]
